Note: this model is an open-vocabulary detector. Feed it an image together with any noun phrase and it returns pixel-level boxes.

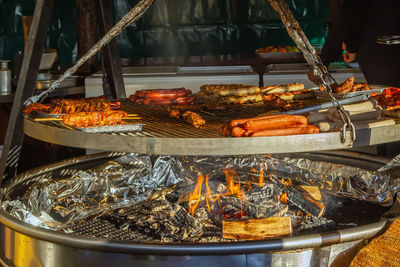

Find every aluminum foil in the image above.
[2,153,400,229]
[2,154,186,229]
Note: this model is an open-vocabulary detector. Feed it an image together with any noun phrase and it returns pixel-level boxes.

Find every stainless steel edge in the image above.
[0,151,391,255]
[0,208,389,255]
[281,234,322,250]
[22,118,377,155]
[338,220,389,242]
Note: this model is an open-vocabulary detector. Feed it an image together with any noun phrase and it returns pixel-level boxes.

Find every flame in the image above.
[188,174,205,216]
[188,168,247,217]
[205,174,220,212]
[280,192,288,204]
[259,168,264,187]
[297,210,303,217]
[281,178,292,187]
[223,168,246,200]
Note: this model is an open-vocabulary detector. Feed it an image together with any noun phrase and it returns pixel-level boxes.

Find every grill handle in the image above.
[283,94,368,115]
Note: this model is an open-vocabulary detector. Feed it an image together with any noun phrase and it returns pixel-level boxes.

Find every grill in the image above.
[0,151,396,267]
[23,100,400,155]
[36,100,272,138]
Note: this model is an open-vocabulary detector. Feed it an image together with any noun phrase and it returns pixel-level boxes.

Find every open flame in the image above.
[188,168,246,217]
[188,174,205,216]
[280,192,288,204]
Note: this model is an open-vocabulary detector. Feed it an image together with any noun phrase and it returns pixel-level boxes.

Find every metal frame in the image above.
[0,0,125,184]
[0,151,391,255]
[22,117,400,155]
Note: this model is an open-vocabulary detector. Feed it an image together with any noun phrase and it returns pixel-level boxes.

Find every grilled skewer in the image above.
[34,111,141,127]
[23,96,121,114]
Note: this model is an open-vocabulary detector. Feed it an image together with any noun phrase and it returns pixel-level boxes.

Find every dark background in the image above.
[0,0,328,64]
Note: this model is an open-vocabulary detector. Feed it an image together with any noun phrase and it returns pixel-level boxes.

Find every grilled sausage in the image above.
[249,125,319,137]
[231,127,246,137]
[230,115,286,128]
[134,88,191,99]
[244,115,308,132]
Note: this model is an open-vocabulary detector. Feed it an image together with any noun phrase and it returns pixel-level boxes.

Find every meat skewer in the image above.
[23,96,121,114]
[34,111,141,127]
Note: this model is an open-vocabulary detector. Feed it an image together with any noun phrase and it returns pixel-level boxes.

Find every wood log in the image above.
[296,185,322,201]
[224,196,288,219]
[222,217,292,240]
[278,183,325,217]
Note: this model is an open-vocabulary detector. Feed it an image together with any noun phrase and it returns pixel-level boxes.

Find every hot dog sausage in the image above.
[134,88,192,99]
[231,127,246,137]
[142,96,195,106]
[230,114,286,128]
[249,125,319,137]
[244,115,308,132]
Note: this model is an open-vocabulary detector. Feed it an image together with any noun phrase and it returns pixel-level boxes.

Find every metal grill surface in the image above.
[39,100,272,138]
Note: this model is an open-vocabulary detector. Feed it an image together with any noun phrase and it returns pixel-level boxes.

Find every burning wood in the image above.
[296,185,322,201]
[280,187,325,217]
[222,217,292,240]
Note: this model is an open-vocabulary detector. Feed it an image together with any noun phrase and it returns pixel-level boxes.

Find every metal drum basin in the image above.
[0,151,391,267]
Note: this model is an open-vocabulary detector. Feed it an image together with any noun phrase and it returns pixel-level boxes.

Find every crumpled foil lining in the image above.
[2,153,400,230]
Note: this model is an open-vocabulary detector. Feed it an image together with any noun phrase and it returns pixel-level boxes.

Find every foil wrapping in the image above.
[2,153,400,230]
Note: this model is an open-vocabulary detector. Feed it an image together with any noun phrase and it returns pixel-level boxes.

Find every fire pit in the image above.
[0,151,397,267]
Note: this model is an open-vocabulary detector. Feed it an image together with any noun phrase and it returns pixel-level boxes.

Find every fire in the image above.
[281,178,292,187]
[280,192,288,204]
[205,174,220,212]
[297,210,303,217]
[223,168,245,199]
[259,168,264,187]
[188,174,205,216]
[188,168,246,217]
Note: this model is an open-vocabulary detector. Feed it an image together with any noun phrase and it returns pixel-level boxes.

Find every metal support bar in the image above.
[97,0,126,99]
[0,0,55,184]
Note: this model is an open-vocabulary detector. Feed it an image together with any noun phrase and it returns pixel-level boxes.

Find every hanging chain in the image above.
[267,0,356,142]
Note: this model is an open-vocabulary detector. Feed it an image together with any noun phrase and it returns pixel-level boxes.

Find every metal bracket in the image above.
[0,0,55,184]
[97,0,126,99]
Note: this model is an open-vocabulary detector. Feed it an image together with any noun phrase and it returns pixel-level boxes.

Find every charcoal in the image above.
[291,216,335,234]
[222,196,288,219]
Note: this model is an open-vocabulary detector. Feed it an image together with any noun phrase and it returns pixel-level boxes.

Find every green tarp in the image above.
[0,0,328,64]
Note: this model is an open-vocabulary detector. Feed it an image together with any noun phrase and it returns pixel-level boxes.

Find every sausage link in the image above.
[244,115,307,132]
[231,127,246,137]
[249,125,319,137]
[230,114,286,128]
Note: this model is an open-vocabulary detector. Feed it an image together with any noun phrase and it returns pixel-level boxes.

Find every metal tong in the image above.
[267,0,356,143]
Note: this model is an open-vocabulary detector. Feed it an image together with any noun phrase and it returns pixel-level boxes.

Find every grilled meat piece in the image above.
[182,111,206,128]
[23,96,116,115]
[169,109,181,119]
[335,77,354,94]
[62,111,128,127]
[23,103,51,114]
